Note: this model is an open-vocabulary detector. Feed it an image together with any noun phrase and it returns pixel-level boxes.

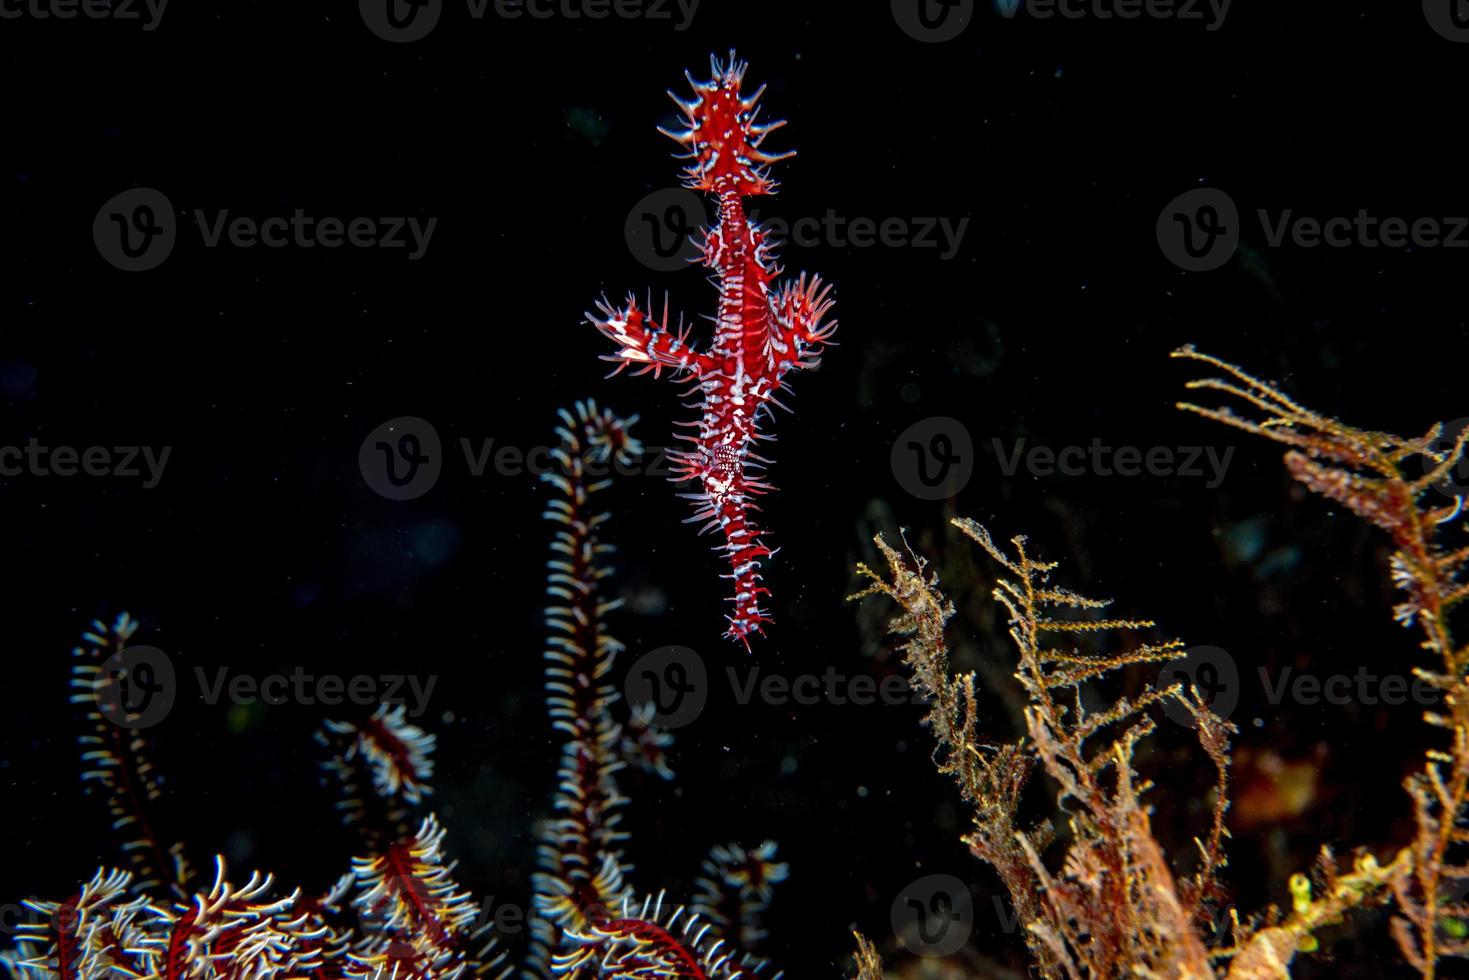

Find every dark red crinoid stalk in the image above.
[589,51,838,649]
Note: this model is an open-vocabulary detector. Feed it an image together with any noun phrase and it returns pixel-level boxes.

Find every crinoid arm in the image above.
[690,841,789,950]
[557,892,782,980]
[1175,346,1469,977]
[533,401,785,979]
[69,613,194,897]
[318,703,438,851]
[349,814,493,979]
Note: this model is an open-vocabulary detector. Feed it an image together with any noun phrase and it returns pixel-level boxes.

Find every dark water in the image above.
[2,3,1466,977]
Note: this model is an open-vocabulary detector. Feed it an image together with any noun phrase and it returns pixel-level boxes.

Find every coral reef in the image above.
[847,349,1466,978]
[3,402,784,980]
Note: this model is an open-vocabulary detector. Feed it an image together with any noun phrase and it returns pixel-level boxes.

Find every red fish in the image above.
[589,52,837,649]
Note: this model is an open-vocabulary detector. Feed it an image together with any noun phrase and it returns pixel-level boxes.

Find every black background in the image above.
[3,1,1468,977]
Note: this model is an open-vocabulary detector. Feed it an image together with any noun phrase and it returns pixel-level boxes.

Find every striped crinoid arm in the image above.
[349,814,504,980]
[7,868,153,980]
[68,613,192,897]
[318,704,437,851]
[274,874,356,980]
[533,401,786,980]
[534,401,655,958]
[689,842,788,951]
[137,856,334,979]
[556,892,779,980]
[1174,346,1469,977]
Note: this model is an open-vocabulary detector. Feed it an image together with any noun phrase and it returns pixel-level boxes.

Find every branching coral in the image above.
[13,349,1467,980]
[844,347,1467,979]
[852,521,1228,978]
[1173,346,1469,978]
[850,512,1416,978]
